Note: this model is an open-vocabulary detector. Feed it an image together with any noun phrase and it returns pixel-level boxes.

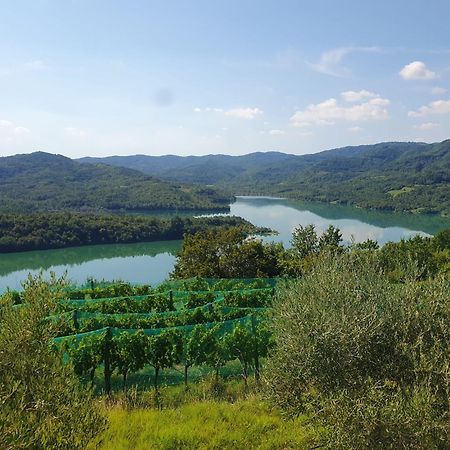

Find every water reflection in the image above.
[231,196,450,247]
[1,197,449,292]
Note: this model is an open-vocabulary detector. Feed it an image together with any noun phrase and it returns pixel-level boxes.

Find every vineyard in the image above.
[49,278,277,393]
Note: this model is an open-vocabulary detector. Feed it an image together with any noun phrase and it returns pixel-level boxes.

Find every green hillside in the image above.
[80,140,450,215]
[0,152,231,213]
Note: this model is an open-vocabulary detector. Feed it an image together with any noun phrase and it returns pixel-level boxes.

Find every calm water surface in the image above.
[1,197,449,292]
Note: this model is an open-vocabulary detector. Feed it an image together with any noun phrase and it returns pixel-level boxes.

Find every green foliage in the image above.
[184,291,215,308]
[0,151,230,213]
[267,254,450,448]
[68,333,104,385]
[59,293,175,315]
[222,290,272,308]
[0,212,262,252]
[85,140,450,215]
[282,224,344,276]
[224,325,255,383]
[146,330,183,390]
[0,274,105,449]
[183,325,219,387]
[87,397,317,450]
[113,330,149,391]
[172,227,284,278]
[373,230,450,280]
[291,224,319,259]
[434,227,450,250]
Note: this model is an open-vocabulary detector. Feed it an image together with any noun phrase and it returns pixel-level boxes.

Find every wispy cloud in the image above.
[341,90,378,102]
[23,60,47,71]
[414,122,440,131]
[224,108,263,119]
[268,129,285,135]
[64,127,87,137]
[348,126,363,133]
[431,87,447,95]
[408,100,450,117]
[0,119,30,135]
[309,46,381,77]
[0,59,48,76]
[194,107,263,120]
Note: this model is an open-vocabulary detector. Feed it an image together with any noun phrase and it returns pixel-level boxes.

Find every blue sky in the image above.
[0,0,449,157]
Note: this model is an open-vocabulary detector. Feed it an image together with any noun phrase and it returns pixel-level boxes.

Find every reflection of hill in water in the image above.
[236,197,450,235]
[0,240,181,277]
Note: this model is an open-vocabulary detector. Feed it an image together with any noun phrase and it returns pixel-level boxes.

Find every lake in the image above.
[1,196,449,292]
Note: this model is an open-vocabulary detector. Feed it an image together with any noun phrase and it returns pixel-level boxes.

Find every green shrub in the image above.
[267,254,450,449]
[0,274,106,449]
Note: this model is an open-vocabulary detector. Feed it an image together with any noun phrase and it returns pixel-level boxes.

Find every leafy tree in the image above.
[318,224,343,252]
[0,274,105,449]
[0,211,261,253]
[290,224,318,259]
[352,238,379,250]
[172,227,284,278]
[434,227,450,251]
[267,254,450,449]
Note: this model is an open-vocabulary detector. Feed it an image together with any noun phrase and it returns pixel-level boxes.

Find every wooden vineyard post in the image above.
[103,327,112,396]
[251,314,260,384]
[72,309,79,330]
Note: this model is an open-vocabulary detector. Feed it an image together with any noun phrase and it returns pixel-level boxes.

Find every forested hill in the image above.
[0,152,231,213]
[80,140,450,215]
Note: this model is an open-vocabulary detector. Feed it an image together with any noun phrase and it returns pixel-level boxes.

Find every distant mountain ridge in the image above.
[0,152,230,213]
[79,140,450,215]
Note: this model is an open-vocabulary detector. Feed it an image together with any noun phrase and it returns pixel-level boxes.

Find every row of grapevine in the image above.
[51,278,277,393]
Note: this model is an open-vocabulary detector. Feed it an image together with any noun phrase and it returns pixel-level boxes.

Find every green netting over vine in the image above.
[53,315,263,346]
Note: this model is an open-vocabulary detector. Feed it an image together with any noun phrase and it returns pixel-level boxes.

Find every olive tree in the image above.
[0,274,105,450]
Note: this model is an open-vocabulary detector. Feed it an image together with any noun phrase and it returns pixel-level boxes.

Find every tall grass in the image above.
[87,396,317,450]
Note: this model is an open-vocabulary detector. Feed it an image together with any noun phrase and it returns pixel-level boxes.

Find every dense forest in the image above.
[81,139,450,215]
[0,152,231,213]
[0,213,268,253]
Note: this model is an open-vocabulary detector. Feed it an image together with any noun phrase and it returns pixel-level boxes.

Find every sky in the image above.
[0,0,449,158]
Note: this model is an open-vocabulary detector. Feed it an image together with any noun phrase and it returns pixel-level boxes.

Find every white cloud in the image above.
[23,59,47,71]
[408,99,450,117]
[341,90,378,102]
[348,126,362,132]
[224,107,263,119]
[309,47,380,77]
[0,120,30,136]
[13,126,30,134]
[269,129,285,135]
[431,86,447,95]
[0,120,13,128]
[290,95,390,128]
[194,106,263,119]
[399,61,436,80]
[414,122,439,131]
[64,127,87,137]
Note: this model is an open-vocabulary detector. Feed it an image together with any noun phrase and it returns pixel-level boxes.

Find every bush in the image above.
[0,274,106,449]
[266,254,450,449]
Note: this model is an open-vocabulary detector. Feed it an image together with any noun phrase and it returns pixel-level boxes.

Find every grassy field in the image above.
[86,378,320,449]
[88,396,317,450]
